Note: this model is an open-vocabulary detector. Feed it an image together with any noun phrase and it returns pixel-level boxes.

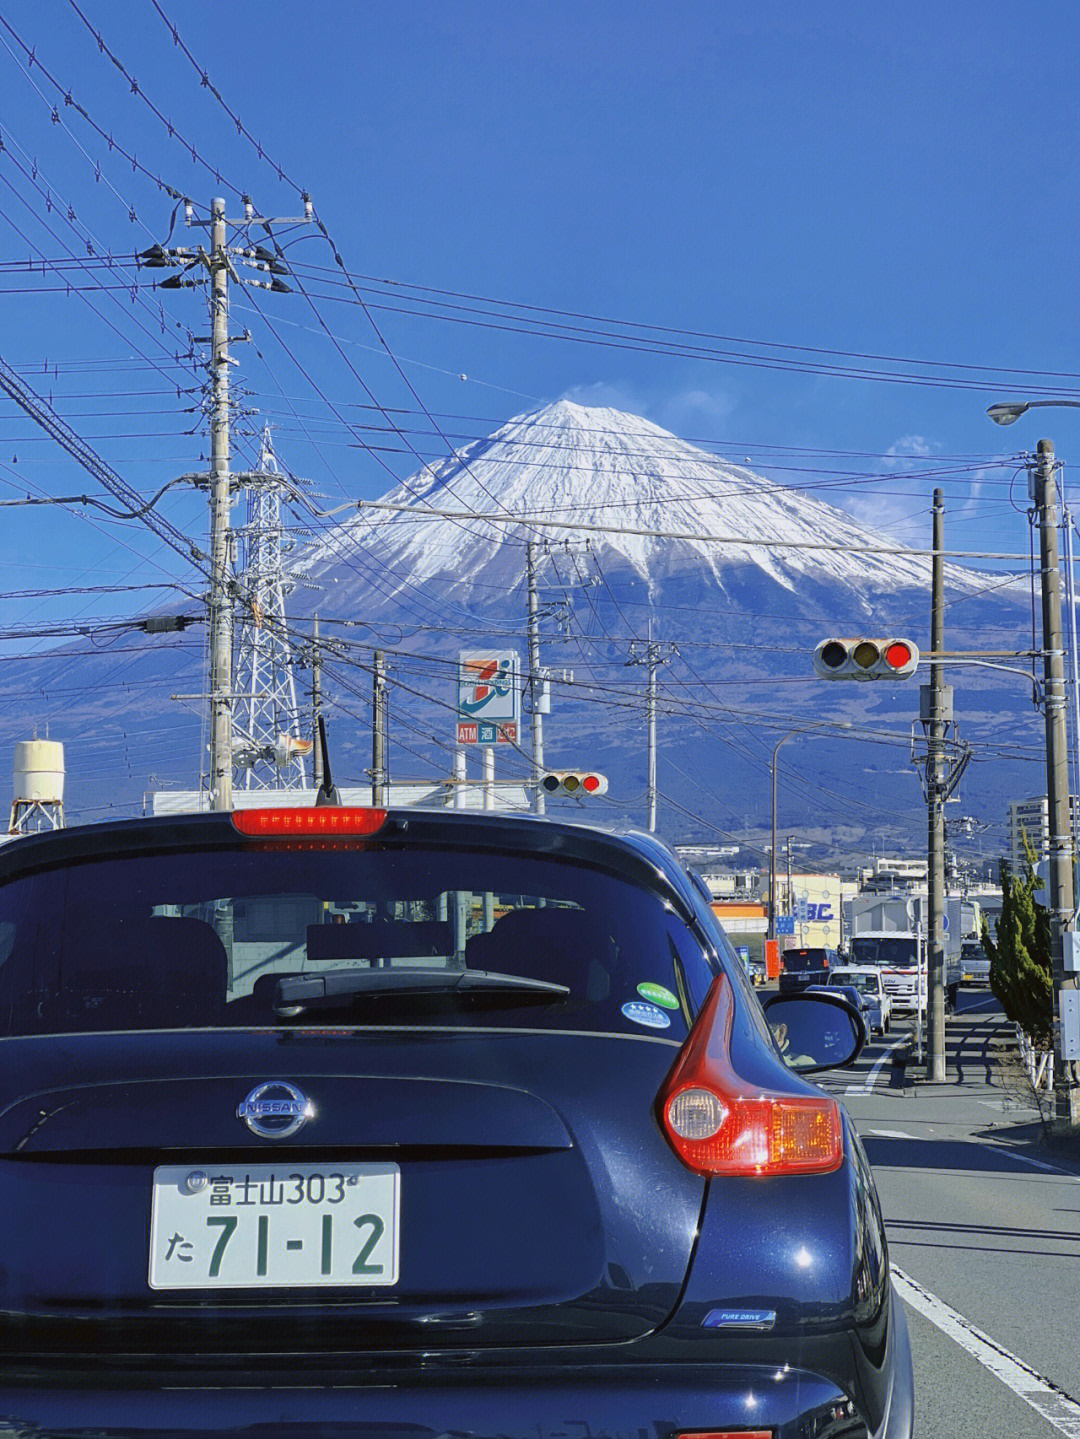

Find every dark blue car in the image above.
[0,806,912,1438]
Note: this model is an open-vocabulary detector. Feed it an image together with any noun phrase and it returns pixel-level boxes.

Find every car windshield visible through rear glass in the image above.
[0,843,714,1038]
[830,973,879,995]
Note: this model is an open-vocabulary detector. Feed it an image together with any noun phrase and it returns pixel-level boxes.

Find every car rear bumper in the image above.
[0,1359,898,1439]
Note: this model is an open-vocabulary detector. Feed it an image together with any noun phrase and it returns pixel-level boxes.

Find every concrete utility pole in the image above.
[627,634,676,832]
[924,488,949,1082]
[206,198,234,812]
[526,541,546,814]
[647,652,658,832]
[1033,441,1079,1125]
[769,732,797,942]
[145,193,310,809]
[311,615,323,791]
[372,649,389,806]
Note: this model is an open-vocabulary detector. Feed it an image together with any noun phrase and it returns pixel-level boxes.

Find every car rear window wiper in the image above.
[275,968,570,1011]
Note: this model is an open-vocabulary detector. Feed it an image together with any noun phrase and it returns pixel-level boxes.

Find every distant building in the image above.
[858,856,928,890]
[1007,795,1080,865]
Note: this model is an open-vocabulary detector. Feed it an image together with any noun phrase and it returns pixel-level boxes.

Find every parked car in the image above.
[826,965,894,1036]
[778,944,837,994]
[0,807,912,1438]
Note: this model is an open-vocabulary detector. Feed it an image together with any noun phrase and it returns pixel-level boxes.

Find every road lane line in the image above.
[891,1264,1080,1437]
[984,1147,1080,1182]
[846,1037,906,1094]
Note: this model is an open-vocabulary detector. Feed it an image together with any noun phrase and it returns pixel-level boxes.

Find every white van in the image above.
[826,966,893,1036]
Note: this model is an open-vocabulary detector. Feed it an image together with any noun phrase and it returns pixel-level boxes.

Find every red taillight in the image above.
[232,807,388,837]
[678,1432,773,1438]
[657,974,843,1178]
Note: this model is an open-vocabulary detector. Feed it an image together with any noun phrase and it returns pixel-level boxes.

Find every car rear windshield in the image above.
[0,843,714,1038]
[783,948,830,970]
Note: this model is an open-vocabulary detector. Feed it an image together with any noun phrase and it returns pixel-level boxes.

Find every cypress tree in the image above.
[983,839,1053,1048]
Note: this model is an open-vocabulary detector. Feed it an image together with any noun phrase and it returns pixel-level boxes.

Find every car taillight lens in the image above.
[232,807,388,837]
[657,974,843,1178]
[677,1431,773,1438]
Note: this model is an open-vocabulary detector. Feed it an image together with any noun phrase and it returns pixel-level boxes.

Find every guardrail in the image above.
[1015,1024,1054,1093]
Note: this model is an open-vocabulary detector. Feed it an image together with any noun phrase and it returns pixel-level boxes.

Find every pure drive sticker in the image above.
[637,982,679,1010]
[621,1001,671,1030]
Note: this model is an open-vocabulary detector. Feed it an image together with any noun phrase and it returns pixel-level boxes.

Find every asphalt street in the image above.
[816,991,1080,1438]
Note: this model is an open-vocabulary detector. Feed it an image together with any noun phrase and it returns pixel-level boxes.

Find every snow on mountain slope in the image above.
[296,400,999,612]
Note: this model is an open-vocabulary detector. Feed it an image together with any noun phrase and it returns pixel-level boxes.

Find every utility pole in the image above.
[206,197,233,812]
[372,650,388,806]
[647,653,658,832]
[311,615,324,791]
[627,634,676,832]
[1033,440,1079,1125]
[923,488,948,1082]
[142,192,310,810]
[527,541,546,814]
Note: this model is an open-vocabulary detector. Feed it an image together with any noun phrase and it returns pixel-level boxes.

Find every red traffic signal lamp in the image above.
[813,637,919,680]
[540,770,609,796]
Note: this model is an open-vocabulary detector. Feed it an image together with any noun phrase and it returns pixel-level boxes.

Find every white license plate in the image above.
[149,1163,399,1290]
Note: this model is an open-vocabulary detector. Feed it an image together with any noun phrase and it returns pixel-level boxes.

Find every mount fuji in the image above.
[0,401,1034,859]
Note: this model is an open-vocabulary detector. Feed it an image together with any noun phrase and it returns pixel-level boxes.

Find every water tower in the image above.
[10,738,65,834]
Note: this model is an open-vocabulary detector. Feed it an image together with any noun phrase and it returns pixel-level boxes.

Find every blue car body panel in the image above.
[0,810,913,1437]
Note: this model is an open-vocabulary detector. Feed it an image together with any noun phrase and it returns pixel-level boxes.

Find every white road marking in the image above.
[891,1265,1080,1437]
[866,1128,915,1139]
[845,1037,906,1094]
[986,1147,1080,1182]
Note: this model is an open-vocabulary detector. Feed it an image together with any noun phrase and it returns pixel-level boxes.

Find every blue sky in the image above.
[2,0,1080,641]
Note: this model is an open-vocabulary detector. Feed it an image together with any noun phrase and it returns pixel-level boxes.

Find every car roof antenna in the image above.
[315,715,342,807]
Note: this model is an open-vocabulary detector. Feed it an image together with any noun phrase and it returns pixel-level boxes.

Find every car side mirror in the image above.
[761,992,865,1072]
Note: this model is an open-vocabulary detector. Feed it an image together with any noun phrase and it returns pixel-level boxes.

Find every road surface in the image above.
[819,991,1080,1438]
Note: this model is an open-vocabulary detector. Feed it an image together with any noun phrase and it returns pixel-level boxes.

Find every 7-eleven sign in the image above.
[457,651,520,744]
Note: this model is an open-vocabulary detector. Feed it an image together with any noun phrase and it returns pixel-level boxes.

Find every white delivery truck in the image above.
[843,893,970,1011]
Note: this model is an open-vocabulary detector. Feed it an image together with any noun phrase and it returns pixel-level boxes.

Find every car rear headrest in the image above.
[465,906,612,1000]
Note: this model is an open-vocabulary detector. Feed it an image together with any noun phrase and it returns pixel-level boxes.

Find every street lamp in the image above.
[987,404,1078,1126]
[768,723,852,941]
[988,400,1080,426]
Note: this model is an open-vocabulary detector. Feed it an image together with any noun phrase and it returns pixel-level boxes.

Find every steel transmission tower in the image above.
[232,428,310,788]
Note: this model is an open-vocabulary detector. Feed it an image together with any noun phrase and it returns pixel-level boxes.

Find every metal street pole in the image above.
[527,541,545,814]
[206,197,233,812]
[925,489,948,1082]
[1033,440,1080,1125]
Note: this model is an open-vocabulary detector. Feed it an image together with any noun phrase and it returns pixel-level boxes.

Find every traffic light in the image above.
[812,637,920,680]
[539,770,609,796]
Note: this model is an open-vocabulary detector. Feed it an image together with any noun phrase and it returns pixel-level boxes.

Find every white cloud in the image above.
[557,381,736,434]
[883,435,937,470]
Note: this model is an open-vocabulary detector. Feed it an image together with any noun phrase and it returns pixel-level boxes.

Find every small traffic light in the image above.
[540,770,609,796]
[813,637,920,680]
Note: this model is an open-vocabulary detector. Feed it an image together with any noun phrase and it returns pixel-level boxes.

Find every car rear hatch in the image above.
[0,1028,703,1355]
[0,813,711,1358]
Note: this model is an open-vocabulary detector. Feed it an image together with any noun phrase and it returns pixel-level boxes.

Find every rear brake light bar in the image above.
[677,1431,773,1438]
[232,807,388,837]
[657,974,843,1178]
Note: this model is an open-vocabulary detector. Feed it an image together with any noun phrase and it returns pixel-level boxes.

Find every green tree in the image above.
[983,840,1053,1047]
